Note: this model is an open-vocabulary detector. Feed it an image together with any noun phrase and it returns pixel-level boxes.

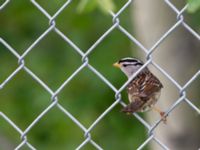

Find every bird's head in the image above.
[113,57,145,78]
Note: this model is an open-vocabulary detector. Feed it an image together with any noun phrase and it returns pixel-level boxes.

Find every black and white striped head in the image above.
[113,57,145,78]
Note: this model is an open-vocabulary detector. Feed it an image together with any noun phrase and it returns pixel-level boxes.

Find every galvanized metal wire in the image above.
[0,0,200,149]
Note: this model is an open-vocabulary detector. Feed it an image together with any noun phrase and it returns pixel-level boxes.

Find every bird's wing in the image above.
[127,72,162,99]
[138,72,163,98]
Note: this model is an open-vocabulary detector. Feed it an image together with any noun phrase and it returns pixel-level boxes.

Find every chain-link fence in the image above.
[0,0,200,150]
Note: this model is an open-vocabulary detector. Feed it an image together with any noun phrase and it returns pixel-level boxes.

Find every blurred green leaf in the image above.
[187,0,200,13]
[77,0,115,13]
[77,0,97,13]
[97,0,116,13]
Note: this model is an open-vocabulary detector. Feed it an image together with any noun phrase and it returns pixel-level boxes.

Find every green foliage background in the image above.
[0,0,199,150]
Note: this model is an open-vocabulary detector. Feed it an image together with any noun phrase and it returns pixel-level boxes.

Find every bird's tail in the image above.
[121,103,136,114]
[121,99,144,114]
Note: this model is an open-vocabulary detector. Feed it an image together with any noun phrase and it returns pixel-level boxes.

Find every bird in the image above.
[113,57,166,122]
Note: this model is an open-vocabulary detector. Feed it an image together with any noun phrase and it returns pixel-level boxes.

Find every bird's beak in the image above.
[113,62,121,68]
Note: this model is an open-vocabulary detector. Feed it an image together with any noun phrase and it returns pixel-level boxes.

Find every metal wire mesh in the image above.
[0,0,200,150]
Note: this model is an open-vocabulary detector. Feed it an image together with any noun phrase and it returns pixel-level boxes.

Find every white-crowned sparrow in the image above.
[113,57,166,121]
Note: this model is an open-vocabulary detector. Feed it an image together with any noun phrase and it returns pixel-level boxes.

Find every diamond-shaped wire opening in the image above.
[0,70,53,128]
[58,67,116,126]
[24,31,83,90]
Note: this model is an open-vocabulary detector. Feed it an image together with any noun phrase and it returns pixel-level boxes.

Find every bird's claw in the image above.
[160,111,167,124]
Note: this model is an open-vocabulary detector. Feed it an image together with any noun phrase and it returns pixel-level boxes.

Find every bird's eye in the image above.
[123,64,127,67]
